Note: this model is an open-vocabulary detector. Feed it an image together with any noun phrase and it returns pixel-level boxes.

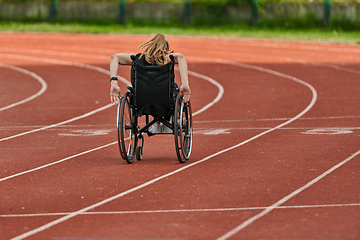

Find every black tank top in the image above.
[134,53,164,66]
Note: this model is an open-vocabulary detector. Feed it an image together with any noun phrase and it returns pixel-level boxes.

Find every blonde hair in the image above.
[138,34,172,65]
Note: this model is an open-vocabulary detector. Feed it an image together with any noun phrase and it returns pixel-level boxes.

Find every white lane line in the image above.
[0,141,117,182]
[187,70,224,117]
[175,66,224,117]
[0,125,113,130]
[11,61,317,240]
[0,54,223,143]
[301,127,359,135]
[0,104,114,143]
[194,127,360,131]
[194,115,360,123]
[0,64,47,112]
[311,63,360,75]
[218,150,360,240]
[0,62,223,181]
[2,203,360,218]
[1,114,358,131]
[1,125,358,140]
[0,53,131,143]
[0,53,131,86]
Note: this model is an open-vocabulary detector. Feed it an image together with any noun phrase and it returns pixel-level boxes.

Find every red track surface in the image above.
[0,33,359,240]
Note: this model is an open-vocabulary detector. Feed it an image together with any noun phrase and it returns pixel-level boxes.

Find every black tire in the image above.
[135,146,143,161]
[174,93,193,163]
[117,92,136,164]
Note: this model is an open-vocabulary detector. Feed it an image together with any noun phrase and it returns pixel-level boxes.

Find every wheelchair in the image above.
[116,55,193,164]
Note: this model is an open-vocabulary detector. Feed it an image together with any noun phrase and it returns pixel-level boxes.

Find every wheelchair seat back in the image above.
[131,55,175,118]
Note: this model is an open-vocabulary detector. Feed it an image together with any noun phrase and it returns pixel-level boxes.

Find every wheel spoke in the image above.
[174,93,192,163]
[117,92,136,164]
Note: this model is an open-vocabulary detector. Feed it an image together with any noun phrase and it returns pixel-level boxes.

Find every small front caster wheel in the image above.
[135,146,143,161]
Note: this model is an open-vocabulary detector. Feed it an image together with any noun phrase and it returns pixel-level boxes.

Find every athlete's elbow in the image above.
[177,53,185,60]
[110,54,117,63]
[176,53,186,64]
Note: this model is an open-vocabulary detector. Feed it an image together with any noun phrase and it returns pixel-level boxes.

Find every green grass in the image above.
[0,22,359,44]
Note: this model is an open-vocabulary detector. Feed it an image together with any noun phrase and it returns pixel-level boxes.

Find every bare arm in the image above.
[169,53,191,102]
[109,53,134,104]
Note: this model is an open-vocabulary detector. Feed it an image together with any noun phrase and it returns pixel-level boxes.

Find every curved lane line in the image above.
[11,61,317,240]
[0,64,47,112]
[188,69,224,117]
[0,54,129,143]
[0,53,131,85]
[0,54,223,143]
[0,64,223,181]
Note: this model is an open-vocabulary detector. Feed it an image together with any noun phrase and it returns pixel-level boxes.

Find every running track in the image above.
[0,33,359,240]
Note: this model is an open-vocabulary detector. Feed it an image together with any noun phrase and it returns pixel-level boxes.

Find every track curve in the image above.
[0,33,359,240]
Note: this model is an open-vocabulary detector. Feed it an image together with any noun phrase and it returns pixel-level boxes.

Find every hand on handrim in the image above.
[180,85,191,103]
[110,84,121,104]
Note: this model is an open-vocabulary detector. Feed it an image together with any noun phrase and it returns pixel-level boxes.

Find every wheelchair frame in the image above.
[116,55,193,164]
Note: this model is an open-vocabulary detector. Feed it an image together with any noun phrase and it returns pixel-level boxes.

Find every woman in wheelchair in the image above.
[110,34,190,133]
[110,34,190,103]
[109,34,193,163]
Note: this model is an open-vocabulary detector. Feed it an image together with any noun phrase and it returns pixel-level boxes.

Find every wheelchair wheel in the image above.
[117,92,136,164]
[174,93,193,163]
